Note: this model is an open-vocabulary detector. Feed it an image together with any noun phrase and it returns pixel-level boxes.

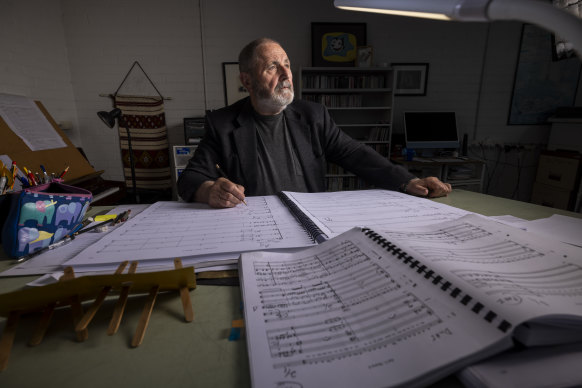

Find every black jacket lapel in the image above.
[232,100,258,191]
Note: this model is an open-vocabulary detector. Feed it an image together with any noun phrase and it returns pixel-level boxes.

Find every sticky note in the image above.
[232,319,244,328]
[94,215,117,222]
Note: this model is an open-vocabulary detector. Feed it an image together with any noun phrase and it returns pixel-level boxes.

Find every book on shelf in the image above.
[302,73,388,89]
[238,214,582,388]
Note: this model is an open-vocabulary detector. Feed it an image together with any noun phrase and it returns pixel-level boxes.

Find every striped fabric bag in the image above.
[114,95,172,190]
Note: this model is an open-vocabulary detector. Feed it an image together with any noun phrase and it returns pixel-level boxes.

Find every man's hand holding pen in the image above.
[210,178,247,208]
[195,164,247,208]
[196,178,246,208]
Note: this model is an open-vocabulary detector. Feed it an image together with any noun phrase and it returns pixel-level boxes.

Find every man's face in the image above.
[243,42,294,112]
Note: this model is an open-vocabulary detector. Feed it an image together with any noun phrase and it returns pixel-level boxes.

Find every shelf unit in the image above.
[299,66,394,191]
[391,157,486,193]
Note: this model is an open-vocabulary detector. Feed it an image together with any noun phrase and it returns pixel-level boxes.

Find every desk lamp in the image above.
[97,108,140,204]
[334,0,582,58]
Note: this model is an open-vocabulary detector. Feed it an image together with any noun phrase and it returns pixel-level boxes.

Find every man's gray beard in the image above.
[254,81,294,111]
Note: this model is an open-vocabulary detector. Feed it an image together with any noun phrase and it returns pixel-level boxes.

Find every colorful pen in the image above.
[40,165,49,182]
[11,161,18,189]
[23,167,36,186]
[59,166,69,179]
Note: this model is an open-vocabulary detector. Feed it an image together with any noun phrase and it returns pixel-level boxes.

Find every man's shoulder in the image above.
[208,97,249,118]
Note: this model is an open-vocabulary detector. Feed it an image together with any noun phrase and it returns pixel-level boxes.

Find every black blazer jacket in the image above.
[177,97,414,201]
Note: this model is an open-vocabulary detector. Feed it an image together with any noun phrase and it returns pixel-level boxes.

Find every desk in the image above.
[0,190,580,388]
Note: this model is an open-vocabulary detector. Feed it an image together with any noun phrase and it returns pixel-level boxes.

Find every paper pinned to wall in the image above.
[0,93,66,151]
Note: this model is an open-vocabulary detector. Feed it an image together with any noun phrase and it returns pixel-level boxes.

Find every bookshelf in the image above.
[298,67,394,191]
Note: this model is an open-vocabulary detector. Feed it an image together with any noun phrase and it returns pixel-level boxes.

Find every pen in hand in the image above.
[215,164,247,206]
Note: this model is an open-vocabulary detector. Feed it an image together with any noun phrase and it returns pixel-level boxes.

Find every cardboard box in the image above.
[535,154,580,190]
[531,181,572,210]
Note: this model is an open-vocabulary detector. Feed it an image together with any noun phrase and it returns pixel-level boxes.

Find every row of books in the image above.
[367,126,391,141]
[302,94,364,107]
[302,74,387,89]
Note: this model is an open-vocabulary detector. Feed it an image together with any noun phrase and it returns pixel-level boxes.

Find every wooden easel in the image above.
[0,259,196,371]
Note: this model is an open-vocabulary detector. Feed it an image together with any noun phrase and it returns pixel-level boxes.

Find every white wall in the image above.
[0,0,80,145]
[1,0,581,202]
[60,0,205,179]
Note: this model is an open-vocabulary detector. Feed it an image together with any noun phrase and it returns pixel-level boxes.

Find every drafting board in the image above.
[0,101,96,182]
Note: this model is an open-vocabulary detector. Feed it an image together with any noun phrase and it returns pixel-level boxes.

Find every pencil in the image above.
[215,164,247,206]
[59,166,69,179]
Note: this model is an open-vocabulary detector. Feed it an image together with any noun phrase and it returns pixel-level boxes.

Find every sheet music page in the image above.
[374,214,582,323]
[0,93,67,151]
[65,196,314,266]
[282,189,471,238]
[240,227,511,388]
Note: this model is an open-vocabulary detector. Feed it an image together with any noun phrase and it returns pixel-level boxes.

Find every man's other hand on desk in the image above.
[195,178,247,208]
[405,177,452,198]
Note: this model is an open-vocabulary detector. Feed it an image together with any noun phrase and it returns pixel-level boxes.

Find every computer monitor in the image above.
[404,111,460,152]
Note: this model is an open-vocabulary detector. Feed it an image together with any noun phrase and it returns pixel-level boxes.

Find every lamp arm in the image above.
[487,0,582,58]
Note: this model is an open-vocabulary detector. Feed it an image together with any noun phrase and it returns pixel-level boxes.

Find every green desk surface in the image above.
[0,190,579,387]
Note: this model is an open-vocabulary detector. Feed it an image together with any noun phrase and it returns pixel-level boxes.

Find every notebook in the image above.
[238,214,582,388]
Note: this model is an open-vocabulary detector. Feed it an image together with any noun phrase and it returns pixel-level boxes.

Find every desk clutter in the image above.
[0,179,92,259]
[0,258,195,371]
[0,189,581,387]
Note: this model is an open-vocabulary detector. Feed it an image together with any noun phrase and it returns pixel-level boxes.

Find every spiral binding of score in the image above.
[361,228,513,334]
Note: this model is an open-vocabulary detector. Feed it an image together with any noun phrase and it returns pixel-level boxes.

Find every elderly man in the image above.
[177,38,451,207]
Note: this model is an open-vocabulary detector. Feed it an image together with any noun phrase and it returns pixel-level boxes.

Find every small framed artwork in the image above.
[311,22,366,67]
[222,62,248,106]
[391,63,429,96]
[356,46,373,67]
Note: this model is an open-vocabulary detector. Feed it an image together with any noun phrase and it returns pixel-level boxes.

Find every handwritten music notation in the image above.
[240,215,582,388]
[282,190,471,238]
[380,222,543,264]
[66,197,315,265]
[373,215,582,311]
[253,239,443,368]
[453,263,582,298]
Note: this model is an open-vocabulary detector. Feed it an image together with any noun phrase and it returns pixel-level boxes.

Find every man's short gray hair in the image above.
[238,38,281,73]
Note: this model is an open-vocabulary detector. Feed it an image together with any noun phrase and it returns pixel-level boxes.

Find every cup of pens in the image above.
[0,180,92,259]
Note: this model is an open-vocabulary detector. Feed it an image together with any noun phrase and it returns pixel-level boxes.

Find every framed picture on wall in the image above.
[311,22,366,67]
[356,46,373,67]
[222,62,248,106]
[391,63,429,96]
